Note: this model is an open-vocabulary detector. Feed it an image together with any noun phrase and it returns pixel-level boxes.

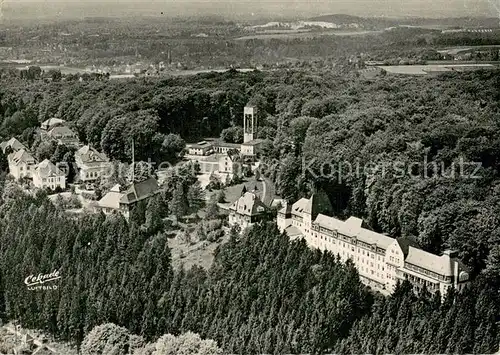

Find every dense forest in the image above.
[1,69,500,274]
[0,68,500,352]
[0,189,498,354]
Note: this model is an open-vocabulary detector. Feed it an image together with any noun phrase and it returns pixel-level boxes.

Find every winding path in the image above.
[261,177,276,206]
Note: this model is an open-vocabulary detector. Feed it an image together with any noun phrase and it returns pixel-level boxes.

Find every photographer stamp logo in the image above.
[25,270,61,291]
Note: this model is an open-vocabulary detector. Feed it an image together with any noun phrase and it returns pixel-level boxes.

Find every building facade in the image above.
[118,177,160,219]
[229,192,268,230]
[186,141,213,156]
[97,184,124,214]
[33,159,66,190]
[75,145,111,182]
[212,141,241,154]
[277,194,470,296]
[7,149,38,180]
[241,139,263,157]
[218,149,240,174]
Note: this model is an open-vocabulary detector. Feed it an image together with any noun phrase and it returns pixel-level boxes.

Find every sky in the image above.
[1,0,498,20]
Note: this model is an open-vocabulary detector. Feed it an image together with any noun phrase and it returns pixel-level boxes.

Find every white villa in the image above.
[218,149,240,174]
[228,192,268,230]
[75,145,111,182]
[7,149,38,180]
[277,193,470,296]
[33,159,66,190]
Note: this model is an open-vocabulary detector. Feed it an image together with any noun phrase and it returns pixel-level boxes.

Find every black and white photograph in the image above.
[0,0,499,353]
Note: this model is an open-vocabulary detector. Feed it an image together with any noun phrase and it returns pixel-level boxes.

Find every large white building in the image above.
[277,193,470,296]
[74,145,111,182]
[229,192,269,230]
[7,149,38,180]
[33,159,66,190]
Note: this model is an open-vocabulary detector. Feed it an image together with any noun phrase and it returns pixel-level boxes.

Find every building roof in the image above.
[98,184,124,210]
[226,149,241,161]
[119,177,159,205]
[314,214,346,232]
[303,192,333,219]
[355,228,394,250]
[75,145,108,165]
[48,126,76,137]
[8,149,36,165]
[0,137,27,153]
[35,159,65,178]
[32,345,57,355]
[291,198,310,216]
[396,237,421,257]
[188,141,212,149]
[213,141,241,149]
[41,117,66,129]
[405,246,456,276]
[278,203,292,215]
[229,192,267,216]
[313,213,394,250]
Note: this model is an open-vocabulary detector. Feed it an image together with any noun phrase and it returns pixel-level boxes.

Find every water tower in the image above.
[243,106,257,143]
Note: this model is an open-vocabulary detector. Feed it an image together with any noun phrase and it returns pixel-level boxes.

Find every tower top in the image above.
[243,106,257,143]
[244,106,256,113]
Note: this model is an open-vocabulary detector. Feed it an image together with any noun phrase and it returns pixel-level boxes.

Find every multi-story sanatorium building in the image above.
[277,193,470,296]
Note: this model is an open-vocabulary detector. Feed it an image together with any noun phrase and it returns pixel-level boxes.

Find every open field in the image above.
[169,231,229,270]
[379,63,497,75]
[234,29,381,41]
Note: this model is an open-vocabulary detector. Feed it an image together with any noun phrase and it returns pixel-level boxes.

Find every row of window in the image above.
[315,242,398,284]
[42,177,62,183]
[403,273,439,289]
[316,232,385,261]
[335,248,386,276]
[389,256,401,264]
[85,170,100,179]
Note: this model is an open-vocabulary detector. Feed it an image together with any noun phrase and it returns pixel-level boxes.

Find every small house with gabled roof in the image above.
[7,149,37,180]
[119,177,160,218]
[228,192,268,230]
[33,159,66,190]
